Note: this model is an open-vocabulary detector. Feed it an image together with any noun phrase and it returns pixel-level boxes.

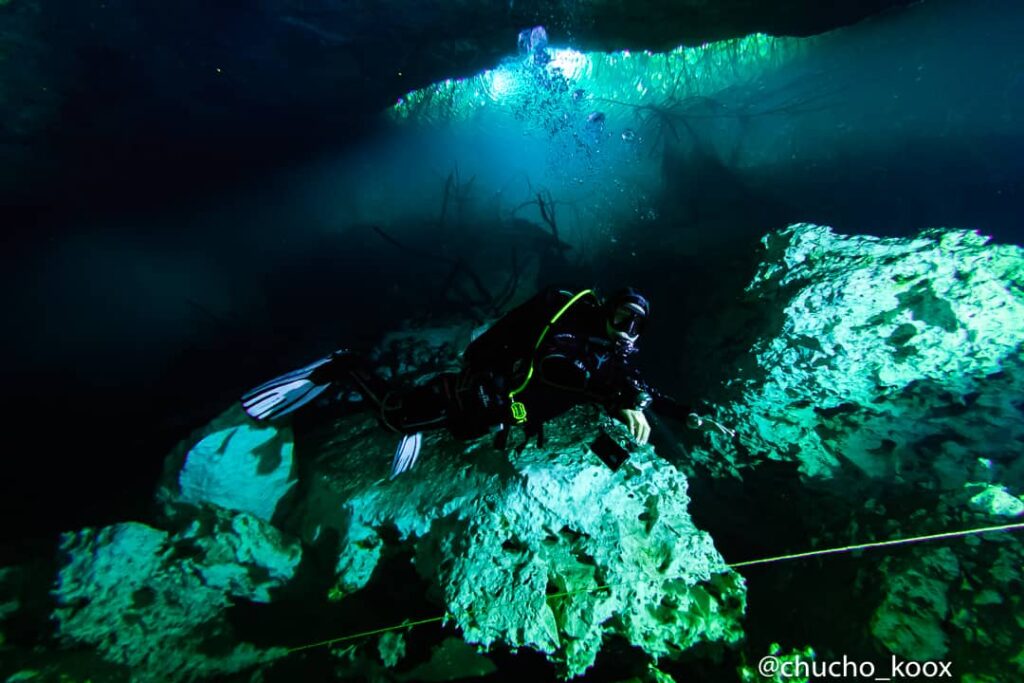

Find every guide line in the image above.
[285,520,1024,654]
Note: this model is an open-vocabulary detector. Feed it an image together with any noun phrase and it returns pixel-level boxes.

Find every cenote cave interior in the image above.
[1,0,1022,681]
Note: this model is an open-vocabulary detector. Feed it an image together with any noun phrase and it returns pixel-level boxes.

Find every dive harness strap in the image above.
[507,289,597,425]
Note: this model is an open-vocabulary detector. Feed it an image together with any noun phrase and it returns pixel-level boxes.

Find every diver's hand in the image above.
[618,409,651,445]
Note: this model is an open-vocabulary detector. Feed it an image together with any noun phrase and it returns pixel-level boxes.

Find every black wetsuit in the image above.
[345,287,692,442]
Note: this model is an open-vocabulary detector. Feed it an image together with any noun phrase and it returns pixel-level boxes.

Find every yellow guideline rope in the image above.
[285,586,615,654]
[286,615,447,654]
[727,521,1024,568]
[284,521,1024,655]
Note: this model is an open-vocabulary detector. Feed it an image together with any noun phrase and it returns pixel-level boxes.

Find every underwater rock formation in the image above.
[155,406,743,678]
[866,523,1024,677]
[51,512,300,681]
[22,224,1024,679]
[698,223,1024,492]
[157,408,297,523]
[968,484,1024,518]
[284,405,744,677]
[871,546,959,660]
[683,222,1024,680]
[138,319,745,679]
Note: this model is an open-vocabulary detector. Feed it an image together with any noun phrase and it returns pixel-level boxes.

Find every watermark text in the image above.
[757,654,952,680]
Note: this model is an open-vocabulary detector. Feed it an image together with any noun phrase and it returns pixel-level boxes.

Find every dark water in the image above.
[1,0,1022,679]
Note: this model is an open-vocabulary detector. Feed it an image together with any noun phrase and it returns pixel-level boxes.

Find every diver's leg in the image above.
[307,352,454,435]
[303,350,394,411]
[444,370,509,440]
[242,349,365,422]
[314,357,506,439]
[378,375,454,435]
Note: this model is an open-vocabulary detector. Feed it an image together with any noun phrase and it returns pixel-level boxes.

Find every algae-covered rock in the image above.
[52,511,299,681]
[699,223,1024,490]
[182,508,303,603]
[287,406,745,677]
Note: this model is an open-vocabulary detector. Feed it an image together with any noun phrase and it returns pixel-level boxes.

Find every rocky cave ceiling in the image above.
[2,0,912,212]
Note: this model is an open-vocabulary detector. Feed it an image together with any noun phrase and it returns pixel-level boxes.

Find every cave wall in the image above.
[3,0,1021,546]
[2,0,912,214]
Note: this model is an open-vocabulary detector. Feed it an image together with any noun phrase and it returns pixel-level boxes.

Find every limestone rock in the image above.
[968,485,1024,518]
[864,521,1024,680]
[157,404,297,522]
[400,637,498,681]
[871,547,959,660]
[679,223,1024,680]
[288,406,745,677]
[377,631,407,668]
[51,512,300,682]
[698,223,1024,491]
[179,509,303,603]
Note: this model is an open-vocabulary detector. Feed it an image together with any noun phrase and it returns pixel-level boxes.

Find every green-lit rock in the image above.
[871,547,959,660]
[857,508,1024,679]
[157,406,297,522]
[0,568,16,616]
[51,511,300,681]
[377,631,407,668]
[399,637,497,682]
[677,222,1024,679]
[699,223,1024,488]
[968,485,1024,518]
[286,405,745,677]
[121,323,745,679]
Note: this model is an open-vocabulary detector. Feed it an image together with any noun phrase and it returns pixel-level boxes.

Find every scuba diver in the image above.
[241,287,730,477]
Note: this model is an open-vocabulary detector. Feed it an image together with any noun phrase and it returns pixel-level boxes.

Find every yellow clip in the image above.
[510,401,527,423]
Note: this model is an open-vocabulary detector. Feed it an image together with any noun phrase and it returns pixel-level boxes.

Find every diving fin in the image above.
[390,432,422,479]
[241,351,348,422]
